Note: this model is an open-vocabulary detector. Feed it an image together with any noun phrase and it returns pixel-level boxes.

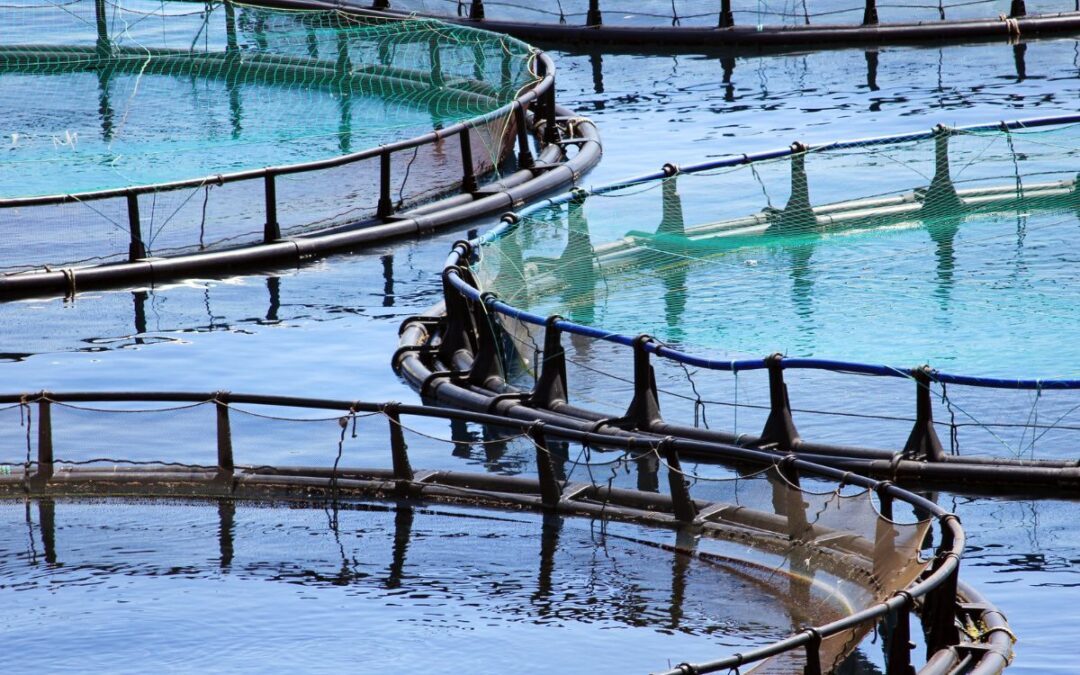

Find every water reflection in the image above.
[8,495,847,647]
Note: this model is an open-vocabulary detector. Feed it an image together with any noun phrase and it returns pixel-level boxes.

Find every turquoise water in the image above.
[1,70,445,197]
[0,1,517,197]
[487,177,1080,378]
[2,32,1080,673]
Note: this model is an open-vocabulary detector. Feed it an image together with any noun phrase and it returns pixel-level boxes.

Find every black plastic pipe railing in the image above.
[0,388,1003,674]
[396,115,1080,490]
[453,114,1080,391]
[0,0,602,300]
[359,0,1080,48]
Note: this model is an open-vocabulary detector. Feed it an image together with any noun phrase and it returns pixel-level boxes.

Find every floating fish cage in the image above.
[0,391,1009,673]
[0,0,599,299]
[362,0,1080,47]
[398,114,1080,492]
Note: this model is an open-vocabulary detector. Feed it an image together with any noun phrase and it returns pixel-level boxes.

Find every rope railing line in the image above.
[449,286,1080,459]
[0,388,949,508]
[386,410,532,445]
[556,334,1080,433]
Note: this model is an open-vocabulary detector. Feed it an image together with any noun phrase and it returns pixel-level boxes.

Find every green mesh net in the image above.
[0,1,539,271]
[475,121,1080,379]
[2,0,537,198]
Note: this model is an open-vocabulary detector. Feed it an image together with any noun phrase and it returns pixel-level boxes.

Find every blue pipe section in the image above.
[450,114,1080,392]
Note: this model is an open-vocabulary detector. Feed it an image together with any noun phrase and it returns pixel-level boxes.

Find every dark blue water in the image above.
[393,0,1079,27]
[3,34,1080,672]
[4,499,827,673]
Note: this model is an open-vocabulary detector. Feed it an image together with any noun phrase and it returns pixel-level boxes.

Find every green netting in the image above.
[475,121,1080,380]
[1,0,537,198]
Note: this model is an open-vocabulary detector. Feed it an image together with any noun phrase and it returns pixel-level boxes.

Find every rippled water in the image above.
[1,498,841,673]
[2,32,1080,673]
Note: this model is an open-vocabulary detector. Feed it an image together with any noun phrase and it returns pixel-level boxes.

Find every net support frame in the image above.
[0,388,1009,675]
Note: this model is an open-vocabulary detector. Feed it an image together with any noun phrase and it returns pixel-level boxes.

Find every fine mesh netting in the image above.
[386,0,1077,28]
[473,120,1080,460]
[477,122,1080,378]
[0,395,934,672]
[0,0,537,270]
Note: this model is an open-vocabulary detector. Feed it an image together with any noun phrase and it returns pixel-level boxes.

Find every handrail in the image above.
[357,0,1080,48]
[0,388,979,674]
[0,0,603,300]
[0,14,547,208]
[450,113,1080,391]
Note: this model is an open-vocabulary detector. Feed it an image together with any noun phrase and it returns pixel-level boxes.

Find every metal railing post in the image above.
[624,335,662,430]
[530,423,562,508]
[515,104,535,169]
[384,403,414,481]
[126,191,146,260]
[863,0,879,24]
[377,152,394,219]
[719,0,734,27]
[903,367,946,461]
[661,437,697,522]
[459,128,479,194]
[263,173,280,242]
[756,354,801,450]
[587,0,602,26]
[531,314,568,408]
[215,395,234,473]
[37,398,54,482]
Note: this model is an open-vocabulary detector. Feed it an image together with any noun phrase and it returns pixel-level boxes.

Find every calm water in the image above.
[478,122,1080,377]
[3,33,1080,672]
[1,1,523,197]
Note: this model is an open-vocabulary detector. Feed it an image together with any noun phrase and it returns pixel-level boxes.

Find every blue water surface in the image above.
[2,30,1080,673]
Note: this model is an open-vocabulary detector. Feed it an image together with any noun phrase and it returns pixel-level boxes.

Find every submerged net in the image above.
[478,121,1080,377]
[473,119,1080,459]
[0,0,537,269]
[386,0,1077,28]
[0,394,935,672]
[0,493,927,672]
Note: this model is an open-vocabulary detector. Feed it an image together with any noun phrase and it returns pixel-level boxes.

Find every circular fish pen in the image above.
[0,0,599,300]
[361,0,1080,47]
[398,113,1080,493]
[0,391,1009,673]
